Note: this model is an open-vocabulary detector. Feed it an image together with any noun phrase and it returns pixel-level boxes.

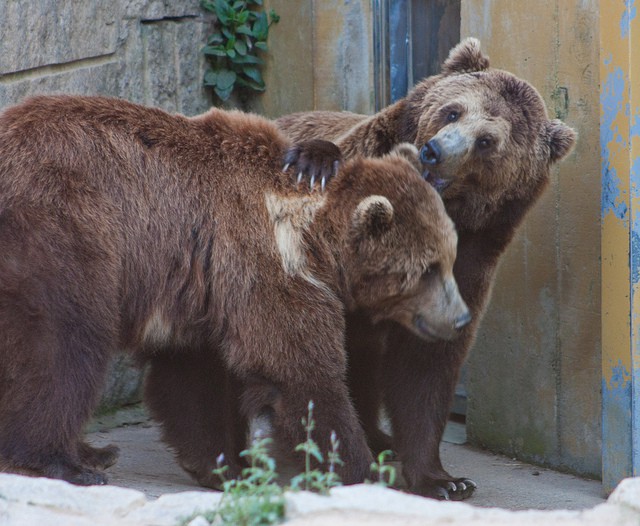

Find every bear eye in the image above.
[476,136,493,150]
[446,111,459,123]
[421,264,438,279]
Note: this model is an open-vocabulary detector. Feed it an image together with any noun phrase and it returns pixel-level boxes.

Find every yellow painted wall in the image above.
[462,1,601,476]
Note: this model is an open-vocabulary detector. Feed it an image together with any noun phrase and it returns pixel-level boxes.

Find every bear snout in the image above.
[413,309,470,342]
[420,140,442,165]
[454,310,472,330]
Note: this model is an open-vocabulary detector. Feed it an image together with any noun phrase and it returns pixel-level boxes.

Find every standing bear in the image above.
[0,95,469,486]
[277,38,577,500]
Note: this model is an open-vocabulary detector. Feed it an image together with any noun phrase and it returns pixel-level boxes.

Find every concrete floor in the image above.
[87,407,605,511]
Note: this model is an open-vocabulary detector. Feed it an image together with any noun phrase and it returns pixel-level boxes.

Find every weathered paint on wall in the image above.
[600,0,640,493]
[247,0,375,118]
[462,0,601,478]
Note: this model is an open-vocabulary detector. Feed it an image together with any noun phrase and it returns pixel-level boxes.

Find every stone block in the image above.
[98,356,144,414]
[0,61,121,107]
[121,0,202,21]
[0,1,118,74]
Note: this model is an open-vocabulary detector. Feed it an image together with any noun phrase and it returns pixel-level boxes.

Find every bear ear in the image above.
[545,119,577,163]
[387,143,422,173]
[442,37,490,75]
[352,195,394,238]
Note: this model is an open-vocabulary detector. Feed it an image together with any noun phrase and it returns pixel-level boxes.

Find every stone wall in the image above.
[0,0,213,114]
[0,0,215,411]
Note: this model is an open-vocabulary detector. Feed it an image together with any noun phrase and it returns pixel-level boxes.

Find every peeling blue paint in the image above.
[632,227,640,285]
[633,156,640,196]
[603,0,640,490]
[621,0,637,38]
[610,361,632,389]
[601,67,628,222]
[631,111,640,138]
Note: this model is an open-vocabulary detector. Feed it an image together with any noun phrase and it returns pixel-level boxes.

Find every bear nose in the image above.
[420,140,442,165]
[453,311,472,330]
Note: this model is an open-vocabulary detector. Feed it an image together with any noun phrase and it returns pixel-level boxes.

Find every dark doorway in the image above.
[373,0,461,109]
[372,0,465,417]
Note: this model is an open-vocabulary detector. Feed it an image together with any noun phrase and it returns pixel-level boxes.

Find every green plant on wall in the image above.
[201,0,279,103]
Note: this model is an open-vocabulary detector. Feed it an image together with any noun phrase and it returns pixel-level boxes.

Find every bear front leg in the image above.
[224,277,371,484]
[383,325,476,501]
[144,347,248,489]
[345,312,393,455]
[265,380,373,484]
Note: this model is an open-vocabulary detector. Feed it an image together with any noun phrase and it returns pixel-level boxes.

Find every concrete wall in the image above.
[0,0,214,412]
[245,0,375,118]
[461,1,602,478]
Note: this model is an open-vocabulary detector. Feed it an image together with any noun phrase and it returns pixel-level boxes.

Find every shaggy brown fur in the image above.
[0,95,468,487]
[277,38,577,500]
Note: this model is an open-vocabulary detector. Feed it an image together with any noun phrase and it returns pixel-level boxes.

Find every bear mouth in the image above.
[413,314,440,341]
[422,170,452,194]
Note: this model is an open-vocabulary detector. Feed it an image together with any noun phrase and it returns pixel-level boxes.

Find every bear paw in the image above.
[46,463,109,486]
[78,442,120,470]
[283,139,342,191]
[411,477,477,501]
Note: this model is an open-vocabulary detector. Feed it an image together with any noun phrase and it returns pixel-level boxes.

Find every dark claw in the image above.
[448,478,477,501]
[435,486,450,500]
[282,139,342,193]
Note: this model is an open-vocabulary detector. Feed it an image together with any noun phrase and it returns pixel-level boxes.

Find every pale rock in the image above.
[608,477,640,512]
[186,516,212,526]
[127,490,222,525]
[0,473,146,516]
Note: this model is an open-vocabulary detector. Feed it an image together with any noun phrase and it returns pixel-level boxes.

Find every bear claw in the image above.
[283,139,342,192]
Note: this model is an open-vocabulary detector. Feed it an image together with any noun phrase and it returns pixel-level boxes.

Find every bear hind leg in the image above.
[144,347,248,489]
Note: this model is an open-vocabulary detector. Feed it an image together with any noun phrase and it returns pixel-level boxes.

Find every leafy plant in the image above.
[289,401,343,495]
[369,450,397,488]
[179,402,345,526]
[201,0,280,102]
[184,437,286,526]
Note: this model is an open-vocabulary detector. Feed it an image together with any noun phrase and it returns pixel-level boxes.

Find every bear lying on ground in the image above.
[0,95,469,486]
[277,38,577,500]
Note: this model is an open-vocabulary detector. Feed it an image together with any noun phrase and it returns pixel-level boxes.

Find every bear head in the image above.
[320,144,471,341]
[402,38,577,231]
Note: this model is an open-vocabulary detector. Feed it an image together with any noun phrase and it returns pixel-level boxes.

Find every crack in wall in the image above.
[140,15,199,25]
[0,53,118,84]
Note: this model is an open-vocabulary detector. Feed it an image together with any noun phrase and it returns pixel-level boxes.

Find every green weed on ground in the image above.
[180,401,397,526]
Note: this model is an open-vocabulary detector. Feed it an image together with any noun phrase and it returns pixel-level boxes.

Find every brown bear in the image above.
[0,95,469,486]
[276,38,577,500]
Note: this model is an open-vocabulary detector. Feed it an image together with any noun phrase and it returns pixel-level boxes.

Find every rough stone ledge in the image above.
[0,473,638,526]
